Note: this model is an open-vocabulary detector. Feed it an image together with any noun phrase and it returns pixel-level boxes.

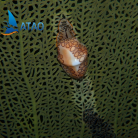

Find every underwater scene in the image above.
[0,0,138,138]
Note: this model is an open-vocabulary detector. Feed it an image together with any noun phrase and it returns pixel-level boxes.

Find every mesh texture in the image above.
[0,0,138,138]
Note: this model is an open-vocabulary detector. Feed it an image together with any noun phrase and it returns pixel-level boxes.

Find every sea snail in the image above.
[56,19,88,79]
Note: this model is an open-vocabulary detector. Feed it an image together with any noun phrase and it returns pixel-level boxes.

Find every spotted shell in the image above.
[56,19,88,79]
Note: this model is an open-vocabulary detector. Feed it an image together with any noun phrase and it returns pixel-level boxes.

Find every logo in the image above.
[1,10,44,35]
[1,10,18,35]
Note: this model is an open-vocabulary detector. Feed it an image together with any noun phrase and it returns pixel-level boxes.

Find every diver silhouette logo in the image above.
[1,10,18,35]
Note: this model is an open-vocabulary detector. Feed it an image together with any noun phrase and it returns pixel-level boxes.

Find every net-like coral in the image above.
[83,108,116,138]
[0,0,138,138]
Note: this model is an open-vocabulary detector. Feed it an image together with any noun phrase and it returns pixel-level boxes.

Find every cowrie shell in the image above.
[56,19,88,79]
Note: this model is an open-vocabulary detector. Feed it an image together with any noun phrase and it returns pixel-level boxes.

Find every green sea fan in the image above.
[0,0,138,138]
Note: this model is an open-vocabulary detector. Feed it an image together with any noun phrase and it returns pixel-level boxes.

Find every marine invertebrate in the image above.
[83,108,116,138]
[1,0,137,137]
[56,19,88,79]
